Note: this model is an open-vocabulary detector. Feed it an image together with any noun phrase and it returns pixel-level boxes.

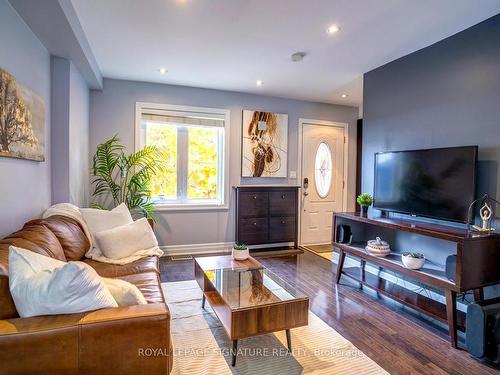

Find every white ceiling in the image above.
[71,0,500,107]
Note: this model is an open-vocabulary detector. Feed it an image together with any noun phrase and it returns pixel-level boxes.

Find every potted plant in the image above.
[357,193,373,215]
[90,135,165,222]
[232,244,249,260]
[401,252,425,270]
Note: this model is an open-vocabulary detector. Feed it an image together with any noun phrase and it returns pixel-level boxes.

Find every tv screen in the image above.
[373,146,477,223]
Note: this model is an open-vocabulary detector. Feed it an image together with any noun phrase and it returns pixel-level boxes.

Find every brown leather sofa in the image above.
[0,215,173,375]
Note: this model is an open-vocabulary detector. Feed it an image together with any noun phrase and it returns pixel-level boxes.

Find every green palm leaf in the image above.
[90,135,166,219]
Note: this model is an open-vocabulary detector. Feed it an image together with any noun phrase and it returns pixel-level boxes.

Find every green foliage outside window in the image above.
[187,127,218,200]
[145,123,177,199]
[145,123,219,201]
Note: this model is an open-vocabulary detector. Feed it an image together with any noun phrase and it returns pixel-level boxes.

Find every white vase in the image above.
[232,248,249,260]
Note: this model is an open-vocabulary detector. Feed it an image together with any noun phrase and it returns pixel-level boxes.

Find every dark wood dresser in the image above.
[234,186,299,248]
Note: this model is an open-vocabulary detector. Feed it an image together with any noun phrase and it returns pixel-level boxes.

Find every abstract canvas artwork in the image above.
[241,110,288,177]
[0,67,45,161]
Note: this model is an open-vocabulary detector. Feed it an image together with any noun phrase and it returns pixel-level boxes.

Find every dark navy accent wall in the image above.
[362,14,500,297]
[363,14,500,223]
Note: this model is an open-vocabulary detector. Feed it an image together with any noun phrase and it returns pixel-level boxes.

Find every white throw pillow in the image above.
[80,203,133,241]
[102,277,147,306]
[9,246,118,318]
[94,218,158,260]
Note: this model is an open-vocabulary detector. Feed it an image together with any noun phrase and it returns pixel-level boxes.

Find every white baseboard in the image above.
[160,242,233,256]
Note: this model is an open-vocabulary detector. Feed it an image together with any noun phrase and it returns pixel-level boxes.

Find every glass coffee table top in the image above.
[203,267,307,310]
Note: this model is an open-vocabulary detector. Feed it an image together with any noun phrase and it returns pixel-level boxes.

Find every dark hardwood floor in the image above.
[160,250,499,375]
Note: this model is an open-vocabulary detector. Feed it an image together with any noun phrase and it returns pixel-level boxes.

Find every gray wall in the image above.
[363,14,500,227]
[90,78,359,247]
[0,0,51,237]
[69,61,90,207]
[51,58,90,207]
[50,57,70,203]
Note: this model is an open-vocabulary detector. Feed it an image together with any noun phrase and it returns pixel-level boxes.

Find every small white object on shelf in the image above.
[401,253,425,270]
[365,237,391,257]
[232,245,249,260]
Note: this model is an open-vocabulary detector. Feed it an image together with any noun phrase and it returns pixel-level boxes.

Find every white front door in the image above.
[300,122,345,245]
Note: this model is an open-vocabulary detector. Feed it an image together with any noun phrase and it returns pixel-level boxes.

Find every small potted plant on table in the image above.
[401,252,425,270]
[357,193,373,216]
[232,244,249,260]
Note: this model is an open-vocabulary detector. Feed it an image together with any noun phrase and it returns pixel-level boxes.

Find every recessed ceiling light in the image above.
[159,68,167,74]
[291,52,306,62]
[256,80,263,86]
[340,93,348,98]
[327,24,340,34]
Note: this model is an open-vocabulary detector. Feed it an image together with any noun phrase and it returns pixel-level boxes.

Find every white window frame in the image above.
[135,102,230,211]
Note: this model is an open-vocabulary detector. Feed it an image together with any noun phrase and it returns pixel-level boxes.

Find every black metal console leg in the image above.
[445,289,458,348]
[335,249,346,284]
[202,294,206,309]
[360,260,366,289]
[232,340,238,366]
[286,329,292,352]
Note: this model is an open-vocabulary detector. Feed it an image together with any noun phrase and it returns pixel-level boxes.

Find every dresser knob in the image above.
[253,222,257,226]
[253,195,257,200]
[281,194,286,199]
[281,220,285,224]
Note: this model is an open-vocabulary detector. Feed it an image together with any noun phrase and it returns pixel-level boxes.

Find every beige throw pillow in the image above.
[94,218,158,260]
[102,277,147,306]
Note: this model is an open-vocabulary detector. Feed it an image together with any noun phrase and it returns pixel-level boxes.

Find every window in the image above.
[314,142,332,198]
[136,103,230,209]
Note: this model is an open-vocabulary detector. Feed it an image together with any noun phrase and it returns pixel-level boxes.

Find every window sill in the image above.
[153,203,229,212]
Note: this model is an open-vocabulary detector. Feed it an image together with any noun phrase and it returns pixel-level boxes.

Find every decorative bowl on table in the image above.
[365,237,391,257]
[401,252,425,270]
[232,244,250,260]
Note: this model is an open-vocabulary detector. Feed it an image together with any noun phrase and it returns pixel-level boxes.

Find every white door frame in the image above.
[297,118,349,246]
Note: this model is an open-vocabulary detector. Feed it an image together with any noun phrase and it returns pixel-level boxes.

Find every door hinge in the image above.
[342,181,345,189]
[344,136,346,144]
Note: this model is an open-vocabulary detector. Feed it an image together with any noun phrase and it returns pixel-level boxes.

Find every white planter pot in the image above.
[401,255,425,270]
[232,248,249,260]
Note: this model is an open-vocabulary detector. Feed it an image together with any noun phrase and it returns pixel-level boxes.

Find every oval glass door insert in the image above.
[314,142,333,198]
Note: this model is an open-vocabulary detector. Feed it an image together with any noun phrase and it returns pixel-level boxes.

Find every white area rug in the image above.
[162,280,388,375]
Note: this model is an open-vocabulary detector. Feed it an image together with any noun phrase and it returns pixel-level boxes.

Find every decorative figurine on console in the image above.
[467,194,499,233]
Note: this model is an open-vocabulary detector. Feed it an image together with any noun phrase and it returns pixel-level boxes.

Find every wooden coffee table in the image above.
[194,255,309,366]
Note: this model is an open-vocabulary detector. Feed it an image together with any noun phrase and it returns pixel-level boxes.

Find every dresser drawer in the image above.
[269,191,296,217]
[238,192,269,217]
[238,217,269,245]
[269,217,296,242]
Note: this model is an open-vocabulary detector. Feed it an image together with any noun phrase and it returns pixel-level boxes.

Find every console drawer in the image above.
[269,217,296,242]
[269,191,296,216]
[238,217,269,244]
[238,192,269,217]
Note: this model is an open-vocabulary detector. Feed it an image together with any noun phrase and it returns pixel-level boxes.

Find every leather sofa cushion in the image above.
[117,272,165,304]
[0,303,172,375]
[32,216,90,261]
[0,223,65,319]
[0,276,17,319]
[83,256,159,278]
[0,223,67,270]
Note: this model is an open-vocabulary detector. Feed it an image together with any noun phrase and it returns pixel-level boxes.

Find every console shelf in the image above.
[335,242,453,290]
[333,212,500,348]
[342,267,466,331]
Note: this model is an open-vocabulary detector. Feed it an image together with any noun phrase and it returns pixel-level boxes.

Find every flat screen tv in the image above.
[373,146,478,223]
